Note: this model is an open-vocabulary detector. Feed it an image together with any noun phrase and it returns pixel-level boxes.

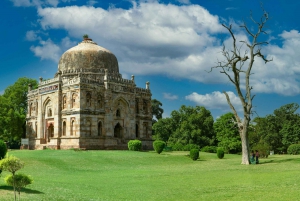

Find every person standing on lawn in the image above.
[255,150,260,164]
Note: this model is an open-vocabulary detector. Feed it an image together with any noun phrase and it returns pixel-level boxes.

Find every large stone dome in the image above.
[58,39,119,73]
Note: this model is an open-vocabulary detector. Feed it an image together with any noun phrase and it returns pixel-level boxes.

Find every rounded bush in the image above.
[217,147,225,159]
[0,140,7,160]
[287,144,300,155]
[153,140,166,154]
[190,149,199,161]
[128,140,142,151]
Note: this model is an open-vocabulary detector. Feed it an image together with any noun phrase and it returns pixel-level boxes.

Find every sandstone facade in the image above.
[26,38,152,150]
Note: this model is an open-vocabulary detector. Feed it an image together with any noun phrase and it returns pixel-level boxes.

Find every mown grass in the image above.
[0,150,299,201]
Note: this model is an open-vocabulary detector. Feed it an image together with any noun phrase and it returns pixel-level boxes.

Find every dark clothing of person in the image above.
[255,151,259,164]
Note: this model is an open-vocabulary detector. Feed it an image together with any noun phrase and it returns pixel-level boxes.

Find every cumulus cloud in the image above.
[30,39,61,61]
[30,37,76,62]
[185,91,242,111]
[163,93,178,100]
[28,1,300,96]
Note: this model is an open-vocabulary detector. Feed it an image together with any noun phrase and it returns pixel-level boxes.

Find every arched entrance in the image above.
[114,123,122,138]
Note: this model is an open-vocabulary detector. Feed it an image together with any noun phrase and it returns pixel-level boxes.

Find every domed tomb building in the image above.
[26,38,152,150]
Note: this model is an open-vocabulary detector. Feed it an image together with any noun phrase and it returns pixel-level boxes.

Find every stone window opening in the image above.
[36,102,38,115]
[48,108,52,117]
[29,103,33,116]
[143,122,148,138]
[116,109,121,117]
[97,95,103,108]
[62,121,66,136]
[71,120,75,136]
[35,122,38,137]
[136,124,139,138]
[98,121,102,136]
[114,123,122,138]
[63,95,67,109]
[86,120,91,136]
[143,100,148,114]
[48,123,54,138]
[135,99,139,114]
[86,92,91,107]
[72,93,76,108]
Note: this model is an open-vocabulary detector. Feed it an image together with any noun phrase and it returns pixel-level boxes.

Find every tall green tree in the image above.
[0,77,38,142]
[152,117,174,143]
[168,105,215,148]
[151,99,164,124]
[214,113,241,154]
[252,103,300,153]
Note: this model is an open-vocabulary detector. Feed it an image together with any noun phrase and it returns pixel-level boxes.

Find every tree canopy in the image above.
[214,113,241,154]
[0,77,38,143]
[153,105,215,148]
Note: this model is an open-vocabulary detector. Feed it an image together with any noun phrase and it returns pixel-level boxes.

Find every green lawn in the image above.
[0,150,299,201]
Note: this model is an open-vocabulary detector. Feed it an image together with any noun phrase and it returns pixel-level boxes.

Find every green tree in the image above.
[252,103,300,153]
[0,155,25,201]
[5,173,33,201]
[152,117,174,143]
[0,77,38,142]
[168,105,215,148]
[214,113,241,154]
[151,99,164,124]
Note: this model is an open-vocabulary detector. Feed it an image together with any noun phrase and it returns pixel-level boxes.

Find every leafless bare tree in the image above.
[210,6,272,164]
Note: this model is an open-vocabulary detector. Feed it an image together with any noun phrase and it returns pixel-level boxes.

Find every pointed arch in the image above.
[114,123,122,138]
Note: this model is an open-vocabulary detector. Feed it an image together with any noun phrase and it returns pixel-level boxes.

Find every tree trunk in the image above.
[240,121,250,165]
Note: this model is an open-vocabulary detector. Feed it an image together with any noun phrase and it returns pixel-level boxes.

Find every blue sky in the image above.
[1,0,300,119]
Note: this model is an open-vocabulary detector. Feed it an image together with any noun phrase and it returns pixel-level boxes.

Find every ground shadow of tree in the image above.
[0,185,44,194]
[259,157,300,164]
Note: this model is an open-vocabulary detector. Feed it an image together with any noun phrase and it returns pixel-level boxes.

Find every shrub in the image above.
[217,147,225,159]
[128,140,142,151]
[5,173,33,201]
[190,149,199,161]
[0,140,7,160]
[287,144,300,155]
[201,146,217,153]
[153,140,166,154]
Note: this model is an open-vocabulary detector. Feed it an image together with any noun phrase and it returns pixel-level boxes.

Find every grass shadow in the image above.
[0,185,44,194]
[259,157,300,164]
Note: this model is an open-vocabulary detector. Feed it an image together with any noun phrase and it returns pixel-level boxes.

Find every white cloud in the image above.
[87,0,97,6]
[30,39,61,61]
[0,90,4,95]
[29,2,300,96]
[163,93,178,100]
[176,0,190,4]
[30,37,76,62]
[185,91,242,111]
[25,30,40,41]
